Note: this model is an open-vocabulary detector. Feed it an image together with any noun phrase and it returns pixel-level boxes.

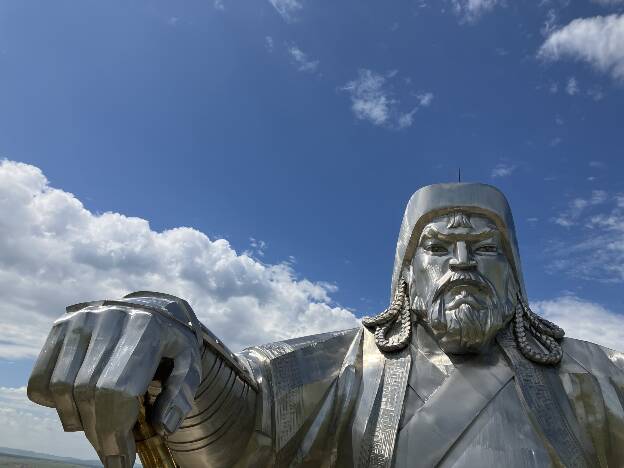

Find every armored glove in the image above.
[27,292,205,467]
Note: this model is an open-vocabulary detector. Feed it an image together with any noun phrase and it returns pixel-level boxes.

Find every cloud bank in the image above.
[0,160,359,359]
[535,296,624,352]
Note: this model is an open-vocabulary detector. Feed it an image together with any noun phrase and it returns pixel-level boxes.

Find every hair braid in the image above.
[362,278,412,352]
[512,293,564,365]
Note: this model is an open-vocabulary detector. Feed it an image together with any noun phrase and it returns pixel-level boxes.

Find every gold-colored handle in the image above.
[133,396,178,468]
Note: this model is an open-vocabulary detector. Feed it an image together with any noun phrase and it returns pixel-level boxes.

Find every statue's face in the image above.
[409,212,518,354]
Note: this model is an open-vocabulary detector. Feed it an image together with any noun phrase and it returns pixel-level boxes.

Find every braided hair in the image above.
[512,293,565,365]
[361,278,412,352]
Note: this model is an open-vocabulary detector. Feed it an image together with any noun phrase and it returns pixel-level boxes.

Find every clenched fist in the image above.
[27,293,203,468]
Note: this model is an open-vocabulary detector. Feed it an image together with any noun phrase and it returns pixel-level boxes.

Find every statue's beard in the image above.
[419,271,515,354]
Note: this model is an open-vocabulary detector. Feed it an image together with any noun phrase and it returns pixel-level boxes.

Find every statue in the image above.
[27,183,624,467]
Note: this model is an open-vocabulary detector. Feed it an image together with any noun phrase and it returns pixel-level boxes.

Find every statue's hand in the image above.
[27,301,202,468]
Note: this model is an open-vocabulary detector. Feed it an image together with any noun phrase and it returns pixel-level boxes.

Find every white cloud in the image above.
[287,44,319,73]
[248,237,267,257]
[0,386,97,459]
[534,296,624,352]
[214,0,225,11]
[566,76,579,95]
[397,109,417,129]
[268,0,303,22]
[553,189,607,227]
[416,92,434,107]
[587,86,606,100]
[341,69,432,129]
[541,9,558,36]
[550,136,563,146]
[592,0,624,5]
[451,0,500,23]
[491,162,517,178]
[0,160,359,359]
[549,190,624,282]
[265,35,274,53]
[538,14,624,82]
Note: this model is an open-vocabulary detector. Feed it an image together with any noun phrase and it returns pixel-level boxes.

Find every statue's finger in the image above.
[99,431,137,468]
[93,311,163,458]
[27,321,67,407]
[74,308,127,452]
[49,311,95,431]
[152,345,202,435]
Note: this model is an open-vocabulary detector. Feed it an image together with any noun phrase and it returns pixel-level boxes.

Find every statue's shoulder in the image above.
[561,336,624,375]
[242,327,361,362]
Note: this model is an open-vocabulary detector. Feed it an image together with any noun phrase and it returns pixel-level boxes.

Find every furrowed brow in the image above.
[420,226,498,243]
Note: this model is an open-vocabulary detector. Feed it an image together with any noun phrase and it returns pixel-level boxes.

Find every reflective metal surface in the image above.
[27,183,624,467]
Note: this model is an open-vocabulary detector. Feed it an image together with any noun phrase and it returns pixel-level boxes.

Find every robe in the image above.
[236,326,624,468]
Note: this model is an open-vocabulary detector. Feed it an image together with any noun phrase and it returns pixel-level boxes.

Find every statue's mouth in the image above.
[445,288,484,310]
[433,277,491,303]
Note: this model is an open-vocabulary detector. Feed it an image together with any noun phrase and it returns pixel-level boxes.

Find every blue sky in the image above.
[1,0,624,458]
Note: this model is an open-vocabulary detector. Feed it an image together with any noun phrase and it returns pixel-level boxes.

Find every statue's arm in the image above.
[163,319,259,466]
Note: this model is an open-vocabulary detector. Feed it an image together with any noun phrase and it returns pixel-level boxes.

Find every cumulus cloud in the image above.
[534,296,624,352]
[538,14,624,82]
[0,160,359,359]
[268,0,303,22]
[0,386,97,459]
[341,69,432,129]
[491,162,517,178]
[450,0,501,23]
[287,44,319,73]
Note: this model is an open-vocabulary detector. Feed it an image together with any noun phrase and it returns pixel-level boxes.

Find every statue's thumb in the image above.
[151,346,202,436]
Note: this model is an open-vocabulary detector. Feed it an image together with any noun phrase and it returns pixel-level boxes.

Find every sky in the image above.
[1,0,624,459]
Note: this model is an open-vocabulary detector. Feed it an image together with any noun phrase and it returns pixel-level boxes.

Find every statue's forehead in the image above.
[422,212,499,235]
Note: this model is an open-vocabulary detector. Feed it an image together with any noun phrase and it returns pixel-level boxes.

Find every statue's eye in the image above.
[425,244,448,254]
[475,245,498,254]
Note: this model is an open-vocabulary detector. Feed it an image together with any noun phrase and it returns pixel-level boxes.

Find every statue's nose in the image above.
[449,241,477,270]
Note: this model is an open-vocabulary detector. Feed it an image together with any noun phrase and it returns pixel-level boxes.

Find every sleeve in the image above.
[239,328,363,468]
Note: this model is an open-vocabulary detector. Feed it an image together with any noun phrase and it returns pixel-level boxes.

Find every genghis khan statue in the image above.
[28,183,624,468]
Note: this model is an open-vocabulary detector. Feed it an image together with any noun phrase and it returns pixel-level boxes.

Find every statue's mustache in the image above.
[431,270,495,304]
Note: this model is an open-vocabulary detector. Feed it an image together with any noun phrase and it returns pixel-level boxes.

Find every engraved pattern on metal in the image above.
[368,348,410,468]
[352,328,385,467]
[497,327,598,468]
[254,341,301,452]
